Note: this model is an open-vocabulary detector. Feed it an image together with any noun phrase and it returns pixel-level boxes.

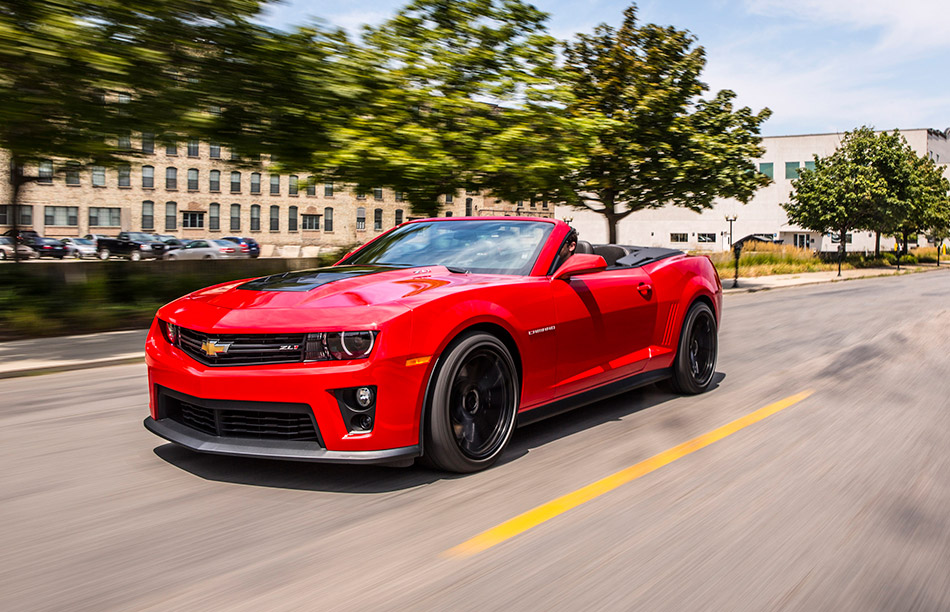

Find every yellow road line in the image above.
[445,390,814,558]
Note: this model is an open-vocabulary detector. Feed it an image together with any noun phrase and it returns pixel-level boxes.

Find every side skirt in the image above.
[516,367,672,428]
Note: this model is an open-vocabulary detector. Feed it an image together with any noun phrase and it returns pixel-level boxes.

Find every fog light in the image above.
[356,414,373,430]
[356,386,374,408]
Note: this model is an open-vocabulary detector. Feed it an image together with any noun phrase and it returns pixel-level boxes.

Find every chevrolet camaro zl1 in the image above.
[144,217,722,472]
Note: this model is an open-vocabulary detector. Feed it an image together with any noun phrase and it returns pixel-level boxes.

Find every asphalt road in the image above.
[3,271,950,611]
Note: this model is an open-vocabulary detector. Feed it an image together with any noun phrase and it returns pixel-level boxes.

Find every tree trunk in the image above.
[874,231,880,258]
[938,240,941,267]
[837,228,845,277]
[902,231,910,257]
[10,160,22,264]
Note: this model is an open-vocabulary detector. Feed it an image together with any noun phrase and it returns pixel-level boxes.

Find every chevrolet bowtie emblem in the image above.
[201,339,232,357]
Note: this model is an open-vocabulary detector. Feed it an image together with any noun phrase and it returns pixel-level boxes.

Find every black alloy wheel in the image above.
[426,332,519,473]
[670,302,718,395]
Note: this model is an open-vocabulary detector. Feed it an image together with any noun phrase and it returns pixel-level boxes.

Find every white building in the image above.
[560,128,950,252]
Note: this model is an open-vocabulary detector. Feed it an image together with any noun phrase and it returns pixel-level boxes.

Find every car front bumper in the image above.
[144,320,431,463]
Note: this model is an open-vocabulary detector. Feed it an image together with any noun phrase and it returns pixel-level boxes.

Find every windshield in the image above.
[127,232,154,242]
[344,220,554,275]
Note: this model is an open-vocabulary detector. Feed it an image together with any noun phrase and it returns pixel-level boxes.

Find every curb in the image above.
[0,355,145,380]
[722,265,946,295]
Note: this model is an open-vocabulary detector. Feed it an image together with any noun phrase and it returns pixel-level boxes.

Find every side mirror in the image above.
[553,254,607,280]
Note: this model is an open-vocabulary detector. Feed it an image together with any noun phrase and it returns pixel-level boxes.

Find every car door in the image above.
[552,266,659,399]
[181,240,207,260]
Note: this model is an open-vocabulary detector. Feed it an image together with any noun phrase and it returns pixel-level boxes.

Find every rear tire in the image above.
[98,249,110,260]
[670,302,718,395]
[424,333,519,473]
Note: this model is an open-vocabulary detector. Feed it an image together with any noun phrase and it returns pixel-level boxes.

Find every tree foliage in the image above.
[335,0,568,216]
[559,5,772,243]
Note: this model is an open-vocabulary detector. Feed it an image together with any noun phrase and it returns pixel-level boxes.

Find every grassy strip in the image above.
[702,242,918,278]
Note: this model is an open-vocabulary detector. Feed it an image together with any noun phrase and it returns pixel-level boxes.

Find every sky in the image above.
[259,0,950,137]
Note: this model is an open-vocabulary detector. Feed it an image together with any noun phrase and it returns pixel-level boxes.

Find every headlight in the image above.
[305,331,377,361]
[140,244,152,250]
[157,319,179,345]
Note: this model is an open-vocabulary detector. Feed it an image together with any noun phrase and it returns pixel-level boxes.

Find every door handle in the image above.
[638,282,653,298]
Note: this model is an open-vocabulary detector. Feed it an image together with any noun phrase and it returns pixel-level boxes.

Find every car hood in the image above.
[160,265,511,332]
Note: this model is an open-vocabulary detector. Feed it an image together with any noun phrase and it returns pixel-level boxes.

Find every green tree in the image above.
[785,133,888,276]
[336,0,565,216]
[894,152,950,255]
[559,5,771,243]
[0,0,272,260]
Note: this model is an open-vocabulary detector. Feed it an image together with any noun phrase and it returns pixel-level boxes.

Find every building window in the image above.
[306,177,316,196]
[142,133,154,154]
[209,203,220,231]
[187,168,198,191]
[465,198,473,216]
[356,189,366,200]
[395,209,403,225]
[66,162,80,186]
[118,165,131,187]
[38,160,53,184]
[759,162,773,179]
[270,174,280,195]
[302,214,320,230]
[142,201,154,230]
[230,149,240,161]
[17,205,33,225]
[209,170,220,192]
[231,171,241,193]
[785,161,800,179]
[698,233,716,243]
[445,211,453,217]
[44,206,78,226]
[374,208,383,231]
[670,233,688,243]
[288,206,298,231]
[165,142,177,156]
[373,187,383,201]
[230,204,241,231]
[324,207,333,231]
[89,207,121,227]
[356,207,366,230]
[395,192,404,202]
[182,211,204,229]
[445,193,453,204]
[250,172,261,194]
[141,165,154,188]
[209,143,220,159]
[250,204,260,231]
[324,182,334,197]
[187,140,199,157]
[165,202,177,230]
[118,133,131,150]
[92,166,105,187]
[270,205,279,231]
[289,175,298,195]
[829,232,853,244]
[804,160,816,171]
[166,167,177,189]
[117,93,131,104]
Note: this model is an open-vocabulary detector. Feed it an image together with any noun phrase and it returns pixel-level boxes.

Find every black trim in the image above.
[516,368,672,427]
[145,417,419,465]
[238,265,401,292]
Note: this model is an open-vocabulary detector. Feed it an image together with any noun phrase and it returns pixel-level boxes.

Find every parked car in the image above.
[0,236,38,260]
[2,229,41,244]
[22,236,68,259]
[91,232,167,260]
[155,236,188,252]
[222,236,261,258]
[59,237,98,259]
[163,239,242,260]
[144,217,722,473]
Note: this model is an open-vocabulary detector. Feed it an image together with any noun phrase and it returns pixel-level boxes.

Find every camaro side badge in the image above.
[201,340,232,357]
[528,325,555,336]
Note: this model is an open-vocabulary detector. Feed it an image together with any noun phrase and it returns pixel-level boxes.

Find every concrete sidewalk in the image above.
[1,265,945,379]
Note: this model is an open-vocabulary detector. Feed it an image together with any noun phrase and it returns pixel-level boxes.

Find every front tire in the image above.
[130,250,141,262]
[670,302,718,395]
[425,333,519,473]
[98,248,110,260]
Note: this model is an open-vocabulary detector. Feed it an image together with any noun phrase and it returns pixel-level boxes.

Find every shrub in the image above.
[881,252,897,264]
[899,254,918,265]
[911,247,937,263]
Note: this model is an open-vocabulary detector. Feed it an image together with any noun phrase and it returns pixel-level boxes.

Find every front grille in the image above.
[159,387,321,443]
[177,326,307,366]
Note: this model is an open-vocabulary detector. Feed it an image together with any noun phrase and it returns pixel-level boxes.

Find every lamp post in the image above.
[725,214,739,288]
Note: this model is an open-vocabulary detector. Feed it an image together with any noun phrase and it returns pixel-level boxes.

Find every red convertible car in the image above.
[144,218,721,472]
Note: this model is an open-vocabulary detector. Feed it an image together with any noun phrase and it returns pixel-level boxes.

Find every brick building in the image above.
[0,136,553,255]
